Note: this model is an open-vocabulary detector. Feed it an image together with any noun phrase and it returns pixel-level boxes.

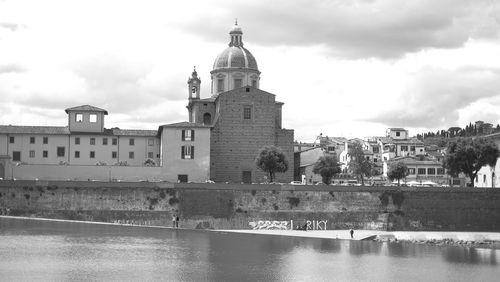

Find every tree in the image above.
[312,155,341,184]
[348,142,373,186]
[255,145,289,182]
[443,138,499,187]
[387,161,409,186]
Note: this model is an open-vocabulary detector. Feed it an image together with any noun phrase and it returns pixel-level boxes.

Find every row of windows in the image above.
[12,149,157,161]
[10,136,49,144]
[8,136,156,146]
[75,113,97,123]
[408,168,445,175]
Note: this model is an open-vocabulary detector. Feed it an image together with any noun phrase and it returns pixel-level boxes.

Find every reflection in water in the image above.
[1,217,499,281]
[445,246,497,265]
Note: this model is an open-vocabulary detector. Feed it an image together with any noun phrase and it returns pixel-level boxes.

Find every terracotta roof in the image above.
[111,128,157,136]
[0,125,70,135]
[160,122,211,128]
[65,105,108,114]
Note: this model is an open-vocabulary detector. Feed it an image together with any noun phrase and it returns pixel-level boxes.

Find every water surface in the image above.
[0,217,498,281]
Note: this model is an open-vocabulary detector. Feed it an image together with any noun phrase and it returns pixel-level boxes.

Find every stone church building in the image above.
[186,23,294,183]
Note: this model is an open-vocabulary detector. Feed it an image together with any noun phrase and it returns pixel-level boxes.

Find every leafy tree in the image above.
[348,142,373,186]
[443,138,499,187]
[312,155,341,184]
[255,145,289,182]
[387,161,409,186]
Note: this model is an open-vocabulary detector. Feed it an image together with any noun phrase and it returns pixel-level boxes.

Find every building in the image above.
[186,23,294,183]
[0,23,294,183]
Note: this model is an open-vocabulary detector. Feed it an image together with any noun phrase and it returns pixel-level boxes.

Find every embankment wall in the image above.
[1,181,499,231]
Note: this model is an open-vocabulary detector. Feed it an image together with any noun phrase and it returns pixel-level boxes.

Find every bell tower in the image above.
[188,67,201,100]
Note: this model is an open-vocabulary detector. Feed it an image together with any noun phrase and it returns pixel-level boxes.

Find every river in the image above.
[0,217,498,281]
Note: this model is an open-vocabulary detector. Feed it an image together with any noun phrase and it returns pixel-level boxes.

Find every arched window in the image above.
[203,113,212,125]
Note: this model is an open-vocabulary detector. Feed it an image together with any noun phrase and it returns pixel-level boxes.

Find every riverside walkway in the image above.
[217,229,500,243]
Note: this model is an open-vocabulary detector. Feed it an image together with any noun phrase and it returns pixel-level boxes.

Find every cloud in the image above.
[181,0,500,59]
[0,64,25,74]
[0,22,21,31]
[367,66,500,128]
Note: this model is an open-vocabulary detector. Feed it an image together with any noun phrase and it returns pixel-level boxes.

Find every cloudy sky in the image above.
[1,0,500,141]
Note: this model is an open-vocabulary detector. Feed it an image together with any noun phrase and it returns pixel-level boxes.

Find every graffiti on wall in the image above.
[248,220,328,230]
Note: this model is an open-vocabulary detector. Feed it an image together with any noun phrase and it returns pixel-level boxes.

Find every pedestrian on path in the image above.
[350,229,354,239]
[172,214,177,228]
[175,215,180,228]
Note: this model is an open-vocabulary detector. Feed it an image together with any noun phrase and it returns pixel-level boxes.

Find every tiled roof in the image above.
[0,125,70,135]
[157,122,211,136]
[160,122,211,128]
[65,105,108,114]
[111,128,158,137]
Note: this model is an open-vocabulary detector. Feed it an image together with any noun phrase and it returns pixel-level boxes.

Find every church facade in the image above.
[0,23,294,183]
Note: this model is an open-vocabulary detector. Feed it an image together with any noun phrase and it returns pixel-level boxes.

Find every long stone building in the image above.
[0,23,294,183]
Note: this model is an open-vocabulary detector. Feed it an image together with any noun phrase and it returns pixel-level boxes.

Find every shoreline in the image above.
[2,215,499,249]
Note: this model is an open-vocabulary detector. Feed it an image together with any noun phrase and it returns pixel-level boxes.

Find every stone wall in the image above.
[1,181,500,231]
[210,88,294,183]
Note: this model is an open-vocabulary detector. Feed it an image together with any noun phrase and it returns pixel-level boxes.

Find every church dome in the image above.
[213,46,258,70]
[212,22,259,71]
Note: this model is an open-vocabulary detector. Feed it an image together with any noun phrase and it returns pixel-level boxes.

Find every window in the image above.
[76,114,83,122]
[410,146,415,151]
[90,151,95,158]
[408,168,415,175]
[234,78,242,88]
[89,114,97,123]
[400,145,408,151]
[484,174,487,183]
[396,132,400,137]
[57,147,65,157]
[90,138,95,145]
[437,168,444,175]
[373,147,379,153]
[112,138,117,145]
[243,106,252,120]
[129,138,135,146]
[43,151,48,158]
[252,80,257,87]
[103,138,108,145]
[217,79,224,92]
[148,152,154,159]
[148,138,154,146]
[29,150,35,158]
[181,145,194,159]
[112,151,117,159]
[374,158,378,163]
[9,136,14,144]
[417,168,426,175]
[75,151,80,158]
[328,146,335,152]
[427,168,436,175]
[30,136,35,144]
[182,130,195,141]
[75,137,80,145]
[43,137,48,144]
[129,152,134,159]
[13,151,21,161]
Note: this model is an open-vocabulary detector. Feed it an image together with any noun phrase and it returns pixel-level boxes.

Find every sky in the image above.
[1,0,500,142]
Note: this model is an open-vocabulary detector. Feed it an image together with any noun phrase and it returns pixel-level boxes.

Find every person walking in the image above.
[350,228,354,239]
[172,214,177,228]
[175,215,180,228]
